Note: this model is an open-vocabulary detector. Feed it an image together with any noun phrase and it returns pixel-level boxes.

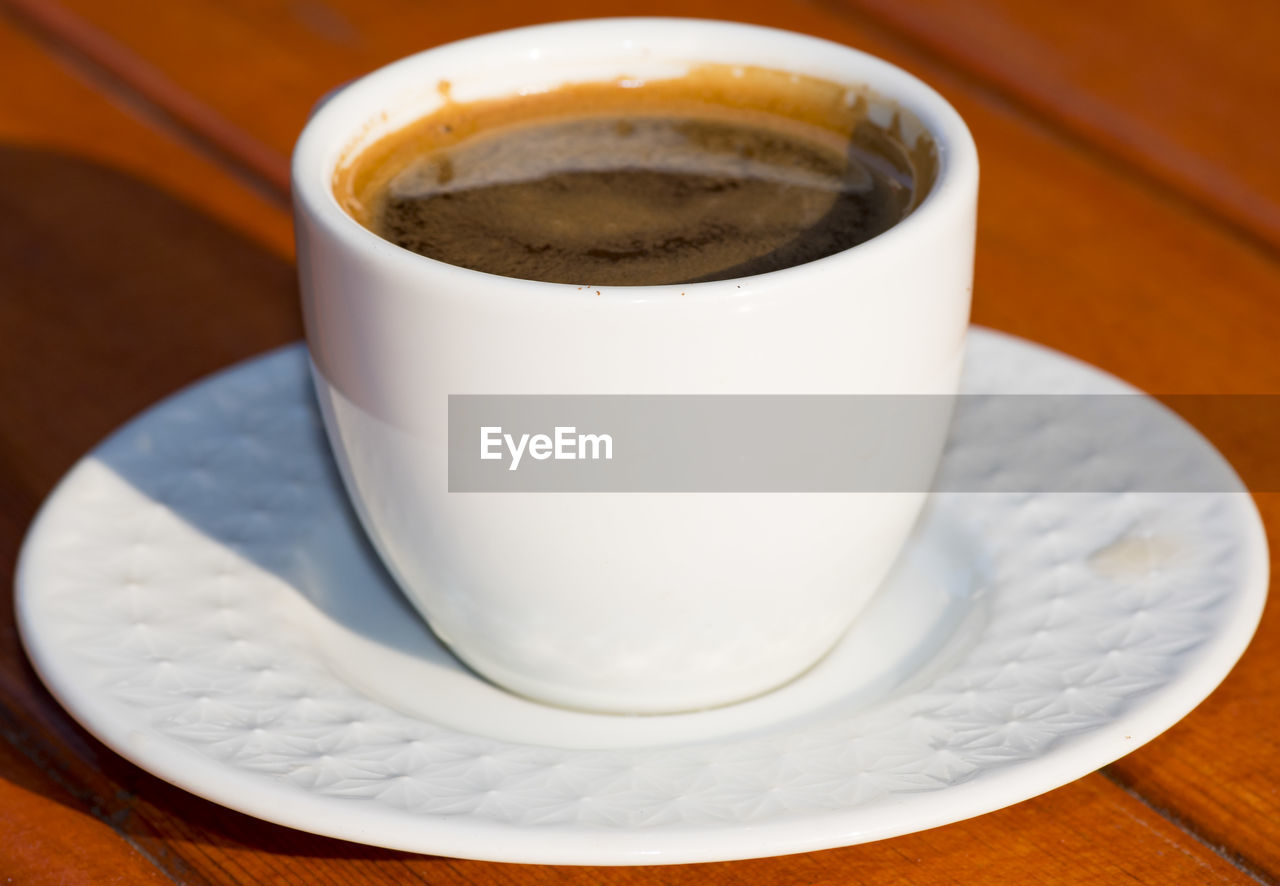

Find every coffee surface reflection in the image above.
[335,65,933,285]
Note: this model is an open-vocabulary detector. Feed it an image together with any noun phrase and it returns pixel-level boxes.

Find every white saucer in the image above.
[16,328,1268,865]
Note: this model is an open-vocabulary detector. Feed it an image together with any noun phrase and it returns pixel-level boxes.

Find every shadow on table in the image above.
[1,141,468,658]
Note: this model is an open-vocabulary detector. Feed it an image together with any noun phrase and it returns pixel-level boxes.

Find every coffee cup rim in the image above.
[292,17,979,299]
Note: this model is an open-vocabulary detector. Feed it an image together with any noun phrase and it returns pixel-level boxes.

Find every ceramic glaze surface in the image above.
[16,329,1267,864]
[292,19,979,712]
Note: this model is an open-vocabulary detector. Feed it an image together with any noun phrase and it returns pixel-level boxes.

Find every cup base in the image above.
[299,492,982,746]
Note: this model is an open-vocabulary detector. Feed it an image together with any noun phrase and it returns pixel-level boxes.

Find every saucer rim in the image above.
[14,327,1269,864]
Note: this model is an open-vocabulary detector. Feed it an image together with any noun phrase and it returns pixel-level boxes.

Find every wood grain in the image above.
[6,7,1277,870]
[0,694,171,883]
[832,0,1280,252]
[0,14,298,881]
[0,0,1276,881]
[1107,493,1280,877]
[0,17,298,503]
[13,0,1279,394]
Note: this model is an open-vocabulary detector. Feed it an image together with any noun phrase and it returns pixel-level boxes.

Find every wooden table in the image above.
[1,0,1277,881]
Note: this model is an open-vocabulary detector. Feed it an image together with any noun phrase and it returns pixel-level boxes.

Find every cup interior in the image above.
[295,18,976,267]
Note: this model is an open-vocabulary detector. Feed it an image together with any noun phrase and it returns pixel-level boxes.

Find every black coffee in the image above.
[336,66,933,285]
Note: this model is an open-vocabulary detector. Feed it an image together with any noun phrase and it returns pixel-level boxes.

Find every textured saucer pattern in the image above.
[16,329,1267,863]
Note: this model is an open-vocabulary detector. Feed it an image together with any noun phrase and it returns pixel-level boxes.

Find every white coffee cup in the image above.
[292,18,977,714]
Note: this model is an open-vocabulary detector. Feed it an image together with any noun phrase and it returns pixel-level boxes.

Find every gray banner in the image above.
[448,394,1271,492]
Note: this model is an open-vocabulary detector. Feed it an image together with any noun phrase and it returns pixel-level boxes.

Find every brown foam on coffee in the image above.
[335,65,937,285]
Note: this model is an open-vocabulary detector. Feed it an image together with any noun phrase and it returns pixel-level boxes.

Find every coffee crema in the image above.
[334,65,936,286]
